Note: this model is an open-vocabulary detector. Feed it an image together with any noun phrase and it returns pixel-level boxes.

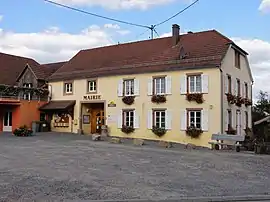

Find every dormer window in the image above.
[180,47,187,59]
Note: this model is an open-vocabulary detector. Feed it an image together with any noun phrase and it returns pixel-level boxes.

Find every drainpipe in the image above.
[219,67,224,134]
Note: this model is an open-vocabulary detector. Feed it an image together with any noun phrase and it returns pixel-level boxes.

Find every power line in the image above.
[154,0,200,27]
[44,0,150,29]
[153,29,160,37]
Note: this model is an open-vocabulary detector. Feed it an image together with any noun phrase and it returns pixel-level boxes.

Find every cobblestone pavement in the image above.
[0,132,270,201]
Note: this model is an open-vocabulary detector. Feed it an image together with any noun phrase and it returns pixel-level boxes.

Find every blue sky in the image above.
[0,0,270,96]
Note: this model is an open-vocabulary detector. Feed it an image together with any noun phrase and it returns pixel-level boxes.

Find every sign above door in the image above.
[83,95,101,101]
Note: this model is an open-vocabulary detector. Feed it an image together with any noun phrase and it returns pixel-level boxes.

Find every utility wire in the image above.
[44,0,150,29]
[153,29,160,37]
[154,0,199,27]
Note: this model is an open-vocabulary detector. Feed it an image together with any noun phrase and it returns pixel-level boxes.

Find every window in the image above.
[40,113,46,121]
[64,82,73,94]
[228,110,232,128]
[228,75,232,94]
[153,110,166,128]
[245,111,248,129]
[245,83,248,98]
[237,79,240,96]
[123,110,134,127]
[88,80,97,93]
[188,75,202,93]
[154,77,166,95]
[188,110,201,129]
[23,83,32,100]
[124,79,134,96]
[235,50,240,68]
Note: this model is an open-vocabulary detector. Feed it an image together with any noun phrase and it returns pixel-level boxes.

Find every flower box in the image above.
[186,93,204,104]
[122,96,135,105]
[121,125,135,134]
[151,95,166,104]
[186,126,203,138]
[152,126,167,137]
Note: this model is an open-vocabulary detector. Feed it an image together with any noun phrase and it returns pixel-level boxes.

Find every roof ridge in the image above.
[0,51,38,63]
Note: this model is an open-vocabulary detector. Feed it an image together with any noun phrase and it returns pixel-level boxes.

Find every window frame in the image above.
[87,80,97,94]
[235,50,241,69]
[245,111,248,129]
[153,77,166,95]
[23,83,33,100]
[236,79,241,97]
[64,82,73,95]
[187,74,202,94]
[245,82,248,99]
[227,75,232,94]
[153,109,166,129]
[123,79,135,96]
[187,109,202,129]
[122,109,134,127]
[227,109,232,129]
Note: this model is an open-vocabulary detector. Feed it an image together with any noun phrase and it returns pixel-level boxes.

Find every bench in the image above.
[209,134,245,152]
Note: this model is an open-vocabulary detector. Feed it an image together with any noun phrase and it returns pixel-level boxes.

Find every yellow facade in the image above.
[50,67,223,147]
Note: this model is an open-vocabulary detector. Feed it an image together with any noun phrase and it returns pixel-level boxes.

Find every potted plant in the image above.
[121,125,135,134]
[243,98,252,106]
[13,125,33,137]
[235,96,244,107]
[186,93,204,104]
[122,96,135,105]
[186,126,203,138]
[152,126,167,137]
[151,95,166,104]
[226,93,236,104]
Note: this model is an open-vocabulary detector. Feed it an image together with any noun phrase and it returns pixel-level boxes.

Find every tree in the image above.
[252,91,270,141]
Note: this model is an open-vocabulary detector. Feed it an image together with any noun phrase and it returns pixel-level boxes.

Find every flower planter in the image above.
[122,96,135,105]
[186,93,204,104]
[151,95,166,104]
[226,93,236,104]
[152,126,166,137]
[121,126,135,134]
[186,126,203,138]
[13,125,33,137]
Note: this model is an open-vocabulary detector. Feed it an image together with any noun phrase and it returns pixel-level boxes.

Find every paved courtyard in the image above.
[0,132,270,201]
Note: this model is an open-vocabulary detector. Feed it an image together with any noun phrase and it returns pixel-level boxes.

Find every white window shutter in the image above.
[147,110,153,129]
[134,79,140,96]
[165,110,172,130]
[118,79,123,97]
[202,110,209,131]
[225,110,228,131]
[248,84,252,99]
[180,110,187,131]
[48,85,52,97]
[231,109,234,128]
[231,77,234,95]
[117,110,123,128]
[224,75,228,94]
[202,74,209,94]
[147,78,153,96]
[166,76,172,95]
[134,110,139,129]
[180,76,187,94]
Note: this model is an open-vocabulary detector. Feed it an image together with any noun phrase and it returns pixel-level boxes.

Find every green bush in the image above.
[13,125,33,137]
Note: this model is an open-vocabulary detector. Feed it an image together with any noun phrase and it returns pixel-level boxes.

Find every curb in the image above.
[70,195,270,202]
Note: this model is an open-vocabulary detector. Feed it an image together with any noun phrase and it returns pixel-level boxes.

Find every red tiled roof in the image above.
[0,52,39,85]
[32,61,66,80]
[49,30,236,81]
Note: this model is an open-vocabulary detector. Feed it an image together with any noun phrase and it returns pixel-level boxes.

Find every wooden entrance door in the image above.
[91,110,105,134]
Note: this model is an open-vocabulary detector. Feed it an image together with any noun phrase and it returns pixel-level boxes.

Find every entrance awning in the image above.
[39,100,76,111]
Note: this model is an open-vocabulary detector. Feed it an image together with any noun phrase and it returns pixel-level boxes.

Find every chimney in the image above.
[172,24,180,46]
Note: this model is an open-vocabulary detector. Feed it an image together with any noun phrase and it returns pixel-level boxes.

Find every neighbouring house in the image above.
[43,24,253,147]
[0,52,65,132]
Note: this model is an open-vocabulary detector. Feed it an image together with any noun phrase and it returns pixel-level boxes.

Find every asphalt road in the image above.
[0,132,270,201]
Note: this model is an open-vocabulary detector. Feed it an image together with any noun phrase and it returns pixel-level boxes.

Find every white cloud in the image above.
[259,0,270,12]
[0,15,3,22]
[104,24,120,29]
[51,0,175,10]
[0,24,130,63]
[233,38,270,99]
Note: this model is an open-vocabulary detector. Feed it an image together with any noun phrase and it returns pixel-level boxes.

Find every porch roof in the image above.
[39,100,75,111]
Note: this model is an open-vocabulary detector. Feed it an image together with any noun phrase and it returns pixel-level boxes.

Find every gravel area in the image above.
[0,132,270,201]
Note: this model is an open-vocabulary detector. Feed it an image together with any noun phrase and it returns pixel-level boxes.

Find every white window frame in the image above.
[124,79,134,96]
[154,77,166,95]
[123,110,134,127]
[23,83,32,100]
[88,80,97,93]
[188,110,202,129]
[65,83,73,94]
[188,75,202,93]
[154,110,166,129]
